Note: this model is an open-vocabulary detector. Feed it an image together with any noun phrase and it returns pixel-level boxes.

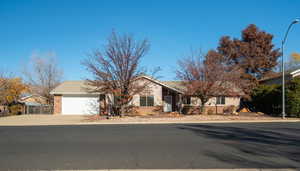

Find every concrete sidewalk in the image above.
[0,115,85,126]
[0,114,299,126]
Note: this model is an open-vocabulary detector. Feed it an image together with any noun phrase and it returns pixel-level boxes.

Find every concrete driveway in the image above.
[0,114,86,126]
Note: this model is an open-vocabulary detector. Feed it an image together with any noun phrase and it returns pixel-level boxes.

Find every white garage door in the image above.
[62,95,99,115]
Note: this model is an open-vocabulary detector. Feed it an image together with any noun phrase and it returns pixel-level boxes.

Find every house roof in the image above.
[259,72,286,83]
[259,69,300,84]
[50,76,184,95]
[50,76,243,96]
[161,81,185,92]
[19,94,47,101]
[23,102,43,106]
[141,75,184,93]
[50,80,97,95]
[290,68,300,77]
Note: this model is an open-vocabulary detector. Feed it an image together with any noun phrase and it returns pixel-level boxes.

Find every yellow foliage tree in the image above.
[0,78,28,105]
[285,52,300,71]
[291,52,300,61]
[0,78,28,115]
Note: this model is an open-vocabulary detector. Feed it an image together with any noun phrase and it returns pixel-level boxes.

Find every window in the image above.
[216,96,225,105]
[114,96,121,106]
[182,96,191,105]
[140,96,154,106]
[100,94,106,101]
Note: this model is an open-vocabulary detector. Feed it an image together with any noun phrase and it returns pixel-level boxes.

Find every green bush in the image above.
[223,105,236,114]
[251,84,281,116]
[251,78,300,117]
[286,78,300,117]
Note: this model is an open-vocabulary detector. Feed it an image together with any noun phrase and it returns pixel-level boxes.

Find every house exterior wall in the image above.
[134,106,163,115]
[189,97,240,107]
[53,95,62,114]
[130,79,163,106]
[52,77,241,115]
[129,79,163,115]
[183,97,240,115]
[54,93,240,115]
[182,106,228,115]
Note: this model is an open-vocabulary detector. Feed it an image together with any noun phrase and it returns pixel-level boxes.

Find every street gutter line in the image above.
[0,119,300,127]
[40,168,299,171]
[80,119,300,125]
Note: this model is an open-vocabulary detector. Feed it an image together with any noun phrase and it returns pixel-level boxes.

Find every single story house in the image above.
[50,76,241,115]
[19,94,51,114]
[1,94,48,115]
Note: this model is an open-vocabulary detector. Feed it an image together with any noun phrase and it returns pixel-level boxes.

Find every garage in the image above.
[61,95,99,115]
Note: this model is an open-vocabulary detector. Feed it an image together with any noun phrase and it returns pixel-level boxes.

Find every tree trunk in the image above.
[200,101,206,114]
[120,105,124,117]
[199,98,208,114]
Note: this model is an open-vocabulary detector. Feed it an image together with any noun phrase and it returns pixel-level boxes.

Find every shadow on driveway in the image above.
[178,123,300,168]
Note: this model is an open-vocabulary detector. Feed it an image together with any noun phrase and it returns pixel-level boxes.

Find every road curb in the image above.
[48,169,299,171]
[0,119,300,126]
[78,119,300,125]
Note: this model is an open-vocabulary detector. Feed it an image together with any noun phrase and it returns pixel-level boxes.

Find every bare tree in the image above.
[23,53,63,105]
[176,49,242,113]
[83,31,151,116]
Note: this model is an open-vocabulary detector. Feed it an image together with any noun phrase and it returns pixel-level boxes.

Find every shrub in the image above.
[223,105,235,114]
[286,78,300,117]
[251,78,300,117]
[8,104,23,115]
[251,84,281,116]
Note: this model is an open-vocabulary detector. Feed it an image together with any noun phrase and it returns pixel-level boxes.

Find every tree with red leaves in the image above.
[216,24,281,97]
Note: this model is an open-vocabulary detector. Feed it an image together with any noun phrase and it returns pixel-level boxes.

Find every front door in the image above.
[163,96,172,112]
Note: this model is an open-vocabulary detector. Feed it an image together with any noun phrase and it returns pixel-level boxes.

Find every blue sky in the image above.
[0,0,299,80]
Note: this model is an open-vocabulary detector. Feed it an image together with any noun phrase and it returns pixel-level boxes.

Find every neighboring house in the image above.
[18,94,50,114]
[50,76,241,115]
[0,94,51,115]
[259,69,300,85]
[19,94,47,105]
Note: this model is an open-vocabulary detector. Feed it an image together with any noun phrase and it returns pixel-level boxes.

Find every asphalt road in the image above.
[0,122,299,170]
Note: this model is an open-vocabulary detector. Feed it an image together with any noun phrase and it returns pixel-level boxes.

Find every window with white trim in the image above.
[216,96,225,105]
[140,96,154,106]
